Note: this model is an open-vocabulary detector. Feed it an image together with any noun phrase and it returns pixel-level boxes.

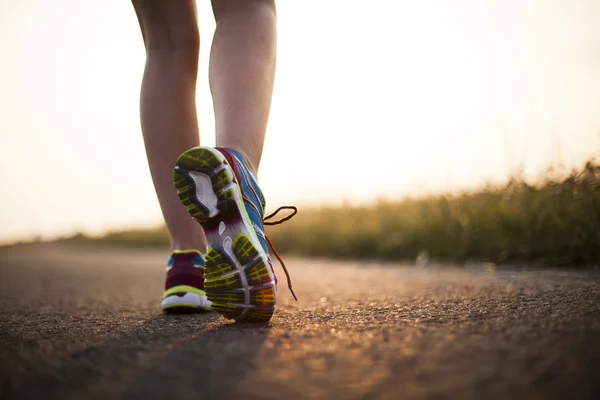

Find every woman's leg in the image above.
[132,0,206,251]
[165,0,281,321]
[209,0,277,176]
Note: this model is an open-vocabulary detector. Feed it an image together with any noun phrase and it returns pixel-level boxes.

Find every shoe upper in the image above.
[165,250,205,291]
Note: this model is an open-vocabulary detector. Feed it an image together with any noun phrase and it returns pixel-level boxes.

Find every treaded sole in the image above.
[174,147,275,322]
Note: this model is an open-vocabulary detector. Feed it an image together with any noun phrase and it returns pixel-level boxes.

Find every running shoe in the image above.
[173,146,295,322]
[161,249,212,312]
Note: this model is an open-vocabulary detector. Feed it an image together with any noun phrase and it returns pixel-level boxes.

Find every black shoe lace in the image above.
[263,206,298,301]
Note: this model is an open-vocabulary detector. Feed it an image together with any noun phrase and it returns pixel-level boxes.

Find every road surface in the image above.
[1,244,599,399]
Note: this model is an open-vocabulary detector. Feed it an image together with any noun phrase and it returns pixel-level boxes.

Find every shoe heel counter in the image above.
[166,253,205,290]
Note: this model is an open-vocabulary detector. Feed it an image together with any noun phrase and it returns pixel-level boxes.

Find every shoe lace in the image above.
[263,206,298,301]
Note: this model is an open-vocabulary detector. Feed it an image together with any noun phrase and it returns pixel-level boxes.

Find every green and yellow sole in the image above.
[174,147,276,322]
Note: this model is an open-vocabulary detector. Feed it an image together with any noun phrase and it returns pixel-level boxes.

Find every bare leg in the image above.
[132,0,206,251]
[210,0,277,176]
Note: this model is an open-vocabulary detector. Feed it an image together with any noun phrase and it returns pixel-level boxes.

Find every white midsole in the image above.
[161,292,212,310]
[189,171,219,218]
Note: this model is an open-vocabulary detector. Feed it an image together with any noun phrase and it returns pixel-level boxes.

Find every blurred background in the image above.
[1,0,599,264]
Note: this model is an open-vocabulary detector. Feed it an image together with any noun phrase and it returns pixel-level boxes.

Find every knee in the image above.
[253,0,277,24]
[144,28,199,72]
[133,1,200,71]
[144,28,200,55]
[212,0,276,23]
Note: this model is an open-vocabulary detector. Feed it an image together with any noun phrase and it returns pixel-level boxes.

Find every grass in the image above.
[56,158,600,267]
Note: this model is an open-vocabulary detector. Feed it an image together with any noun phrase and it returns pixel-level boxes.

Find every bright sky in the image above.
[1,0,599,243]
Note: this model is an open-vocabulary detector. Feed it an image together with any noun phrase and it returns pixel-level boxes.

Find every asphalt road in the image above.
[1,243,599,400]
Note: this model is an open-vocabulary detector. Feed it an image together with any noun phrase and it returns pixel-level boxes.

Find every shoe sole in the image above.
[161,285,212,313]
[174,147,276,322]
